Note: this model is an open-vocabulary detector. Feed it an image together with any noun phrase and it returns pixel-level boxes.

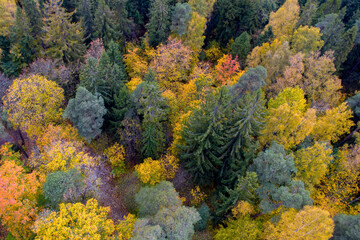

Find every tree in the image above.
[265,206,334,240]
[313,145,360,215]
[182,12,206,54]
[247,39,292,86]
[22,0,43,37]
[147,0,171,47]
[135,181,182,217]
[2,75,64,137]
[171,3,192,36]
[291,26,324,55]
[0,0,16,36]
[42,0,86,63]
[188,0,215,17]
[43,169,84,207]
[230,32,251,67]
[316,13,357,69]
[260,87,316,150]
[333,214,360,240]
[77,0,96,40]
[311,102,354,142]
[219,90,265,187]
[93,0,118,46]
[249,143,313,213]
[63,87,107,142]
[104,143,126,177]
[0,150,43,239]
[135,155,179,185]
[214,172,259,222]
[214,216,263,240]
[150,38,193,93]
[214,54,243,86]
[178,88,229,186]
[153,206,200,240]
[33,199,117,239]
[271,51,342,109]
[265,0,300,40]
[294,142,333,190]
[297,0,318,26]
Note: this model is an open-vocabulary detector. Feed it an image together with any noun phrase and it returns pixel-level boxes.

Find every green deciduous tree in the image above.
[135,181,182,217]
[63,87,107,142]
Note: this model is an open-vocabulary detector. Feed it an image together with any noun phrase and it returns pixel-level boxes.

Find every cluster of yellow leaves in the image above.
[190,186,207,207]
[150,38,193,93]
[135,154,179,185]
[265,0,300,40]
[104,143,126,177]
[0,145,44,239]
[126,77,143,92]
[3,75,65,138]
[260,87,316,149]
[291,26,324,55]
[32,124,93,174]
[116,213,136,240]
[265,206,334,240]
[123,45,148,79]
[0,0,16,36]
[231,201,256,219]
[294,142,333,190]
[204,42,223,62]
[33,199,116,240]
[311,102,354,142]
[313,145,360,215]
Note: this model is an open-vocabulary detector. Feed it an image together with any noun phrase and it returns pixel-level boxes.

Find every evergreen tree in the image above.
[316,13,357,69]
[171,3,192,36]
[333,214,360,239]
[219,90,266,187]
[42,0,86,63]
[63,87,107,142]
[109,85,132,132]
[248,143,313,214]
[230,31,251,68]
[147,0,171,47]
[77,0,97,41]
[94,0,118,47]
[22,0,43,37]
[178,87,230,186]
[214,172,259,223]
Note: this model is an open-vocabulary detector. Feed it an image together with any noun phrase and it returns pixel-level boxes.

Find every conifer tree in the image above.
[219,90,265,187]
[63,87,107,142]
[171,3,192,36]
[147,0,171,47]
[42,0,86,63]
[94,0,118,47]
[230,32,251,67]
[178,87,230,186]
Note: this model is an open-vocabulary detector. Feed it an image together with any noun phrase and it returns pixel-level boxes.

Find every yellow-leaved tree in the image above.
[104,143,126,178]
[291,26,324,55]
[0,0,16,36]
[265,206,334,240]
[294,142,333,190]
[33,199,116,240]
[260,87,316,149]
[2,75,64,138]
[135,154,179,185]
[311,102,354,142]
[313,144,360,215]
[265,0,300,40]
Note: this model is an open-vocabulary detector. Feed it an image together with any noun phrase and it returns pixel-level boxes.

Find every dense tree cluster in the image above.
[1,0,360,239]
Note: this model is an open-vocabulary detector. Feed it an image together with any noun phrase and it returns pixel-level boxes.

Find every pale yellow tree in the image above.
[265,206,334,240]
[265,0,300,40]
[291,26,324,55]
[0,0,16,36]
[260,87,316,149]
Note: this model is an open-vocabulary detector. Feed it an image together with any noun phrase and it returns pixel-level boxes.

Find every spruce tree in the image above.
[171,3,192,36]
[219,90,266,188]
[147,0,171,47]
[178,87,230,186]
[94,0,119,47]
[230,32,251,68]
[42,0,86,63]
